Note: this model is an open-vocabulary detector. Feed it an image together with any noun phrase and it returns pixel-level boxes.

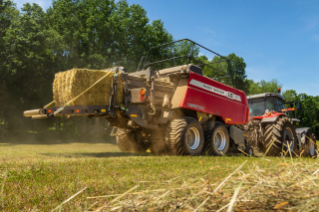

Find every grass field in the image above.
[1,142,319,211]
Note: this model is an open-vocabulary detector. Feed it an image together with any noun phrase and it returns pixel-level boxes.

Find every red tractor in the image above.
[24,39,250,156]
[243,92,317,157]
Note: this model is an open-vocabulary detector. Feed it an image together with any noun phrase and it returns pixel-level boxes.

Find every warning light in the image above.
[277,87,281,93]
[139,89,146,101]
[48,109,52,113]
[141,89,145,96]
[76,109,80,113]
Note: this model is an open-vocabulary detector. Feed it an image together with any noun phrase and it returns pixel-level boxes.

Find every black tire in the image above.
[149,131,169,154]
[202,121,230,156]
[116,128,148,153]
[245,146,254,156]
[263,116,298,156]
[303,132,317,157]
[166,117,204,155]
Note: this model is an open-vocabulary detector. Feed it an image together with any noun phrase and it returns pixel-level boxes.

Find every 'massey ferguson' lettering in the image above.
[189,79,241,102]
[187,103,204,110]
[203,84,212,91]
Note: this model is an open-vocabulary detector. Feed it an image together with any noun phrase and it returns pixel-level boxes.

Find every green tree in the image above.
[246,79,282,95]
[1,3,62,135]
[0,0,19,81]
[274,91,319,137]
[0,0,19,137]
[46,0,117,70]
[282,89,297,102]
[0,0,175,139]
[227,53,249,93]
[295,94,319,135]
[202,53,249,93]
[147,40,201,70]
[47,0,173,71]
[0,0,19,53]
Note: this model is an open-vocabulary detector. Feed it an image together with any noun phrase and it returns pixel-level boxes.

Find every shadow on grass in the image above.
[41,152,246,158]
[40,152,152,158]
[0,140,116,146]
[0,133,116,145]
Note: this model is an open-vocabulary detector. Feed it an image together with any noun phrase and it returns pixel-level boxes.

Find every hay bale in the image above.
[53,68,124,107]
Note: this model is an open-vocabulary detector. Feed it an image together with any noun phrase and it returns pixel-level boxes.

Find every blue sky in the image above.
[13,0,319,95]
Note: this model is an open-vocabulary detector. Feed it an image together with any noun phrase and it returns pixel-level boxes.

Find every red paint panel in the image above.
[179,72,249,124]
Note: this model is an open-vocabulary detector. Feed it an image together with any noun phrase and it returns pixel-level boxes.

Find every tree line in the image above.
[0,0,317,141]
[0,0,174,141]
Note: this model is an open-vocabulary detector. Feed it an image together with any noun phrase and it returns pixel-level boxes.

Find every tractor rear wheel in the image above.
[166,117,204,155]
[263,116,298,156]
[116,128,149,153]
[202,121,230,156]
[303,132,317,157]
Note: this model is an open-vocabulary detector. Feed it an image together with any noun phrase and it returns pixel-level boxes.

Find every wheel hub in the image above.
[284,127,294,151]
[215,130,226,151]
[186,127,200,150]
[248,148,253,156]
[310,142,315,156]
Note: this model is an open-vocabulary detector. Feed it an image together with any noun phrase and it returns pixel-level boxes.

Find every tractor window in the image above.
[275,98,285,112]
[248,98,265,116]
[265,97,276,111]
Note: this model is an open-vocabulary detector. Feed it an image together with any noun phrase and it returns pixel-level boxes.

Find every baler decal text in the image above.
[187,103,204,110]
[189,79,241,102]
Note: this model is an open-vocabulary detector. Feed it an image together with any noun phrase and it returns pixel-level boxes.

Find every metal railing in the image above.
[137,38,234,86]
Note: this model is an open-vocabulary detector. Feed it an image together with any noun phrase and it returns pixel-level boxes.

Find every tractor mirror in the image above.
[296,101,301,111]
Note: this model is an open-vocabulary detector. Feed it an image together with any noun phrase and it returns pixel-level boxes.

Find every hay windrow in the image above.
[53,68,124,107]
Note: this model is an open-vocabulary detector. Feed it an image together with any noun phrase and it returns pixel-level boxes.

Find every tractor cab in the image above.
[247,93,285,117]
[245,92,316,157]
[247,92,302,127]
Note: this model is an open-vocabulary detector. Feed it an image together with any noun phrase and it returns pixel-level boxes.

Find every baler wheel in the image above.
[263,116,298,156]
[166,117,204,155]
[116,128,148,153]
[303,133,317,157]
[202,121,230,156]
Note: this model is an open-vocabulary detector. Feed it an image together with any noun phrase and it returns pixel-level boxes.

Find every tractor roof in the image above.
[247,92,285,102]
